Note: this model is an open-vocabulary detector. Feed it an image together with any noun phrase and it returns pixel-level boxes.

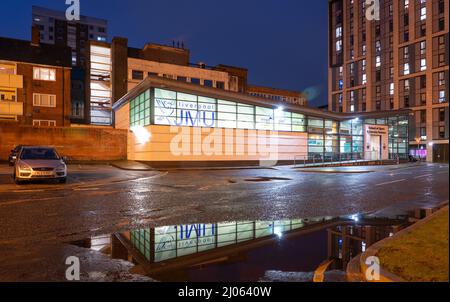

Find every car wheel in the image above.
[14,175,22,185]
[59,177,67,184]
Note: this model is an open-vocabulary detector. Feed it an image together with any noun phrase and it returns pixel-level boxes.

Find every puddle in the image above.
[70,212,418,282]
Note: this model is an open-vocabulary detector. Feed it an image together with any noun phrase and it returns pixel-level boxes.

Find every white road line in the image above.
[375,179,406,186]
[414,174,433,179]
[12,189,45,193]
[438,171,449,174]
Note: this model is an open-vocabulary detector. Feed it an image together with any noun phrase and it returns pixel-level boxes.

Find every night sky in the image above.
[0,0,329,107]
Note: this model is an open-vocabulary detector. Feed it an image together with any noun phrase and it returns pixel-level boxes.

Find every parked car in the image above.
[8,145,24,166]
[13,146,67,184]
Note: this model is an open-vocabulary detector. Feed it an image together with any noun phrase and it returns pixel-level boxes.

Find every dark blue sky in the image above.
[0,0,329,107]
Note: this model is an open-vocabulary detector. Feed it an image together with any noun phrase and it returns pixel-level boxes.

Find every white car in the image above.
[13,146,67,184]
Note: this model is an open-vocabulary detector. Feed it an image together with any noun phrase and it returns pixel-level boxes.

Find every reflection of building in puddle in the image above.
[128,218,332,263]
[327,223,402,270]
[104,216,409,281]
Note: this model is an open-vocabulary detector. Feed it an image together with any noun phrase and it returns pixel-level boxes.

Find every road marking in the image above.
[11,189,45,193]
[375,179,406,186]
[414,174,433,179]
[73,187,99,191]
[438,171,448,175]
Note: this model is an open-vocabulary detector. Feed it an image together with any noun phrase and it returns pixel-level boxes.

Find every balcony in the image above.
[0,74,23,89]
[0,101,23,118]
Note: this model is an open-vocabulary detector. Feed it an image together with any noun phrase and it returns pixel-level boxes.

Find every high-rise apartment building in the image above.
[328,0,449,162]
[32,6,107,67]
[32,5,108,123]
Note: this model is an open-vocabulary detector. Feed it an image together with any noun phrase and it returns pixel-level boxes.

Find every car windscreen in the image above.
[20,148,60,160]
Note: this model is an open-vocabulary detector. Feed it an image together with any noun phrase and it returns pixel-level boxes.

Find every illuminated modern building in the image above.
[113,76,411,166]
[328,0,449,162]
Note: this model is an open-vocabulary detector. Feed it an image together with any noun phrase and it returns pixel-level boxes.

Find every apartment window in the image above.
[33,67,56,81]
[389,83,394,95]
[420,59,427,71]
[216,81,225,89]
[438,72,445,86]
[375,40,381,53]
[439,108,446,122]
[404,79,410,91]
[375,56,381,68]
[438,18,445,31]
[191,78,200,85]
[131,70,144,80]
[376,86,381,98]
[404,63,410,75]
[203,80,213,87]
[177,76,187,82]
[420,23,426,36]
[336,26,342,38]
[403,47,409,59]
[33,120,56,127]
[404,96,410,107]
[420,41,426,55]
[438,54,445,65]
[420,7,426,21]
[420,110,426,123]
[420,93,426,105]
[439,0,445,13]
[439,90,446,103]
[33,93,56,107]
[420,75,426,89]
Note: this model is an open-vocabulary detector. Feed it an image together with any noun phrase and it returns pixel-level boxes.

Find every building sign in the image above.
[365,125,388,136]
[154,98,216,127]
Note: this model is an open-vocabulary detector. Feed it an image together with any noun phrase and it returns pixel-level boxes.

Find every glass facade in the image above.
[127,87,410,160]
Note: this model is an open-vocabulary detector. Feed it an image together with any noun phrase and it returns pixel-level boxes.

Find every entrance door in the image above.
[370,135,381,160]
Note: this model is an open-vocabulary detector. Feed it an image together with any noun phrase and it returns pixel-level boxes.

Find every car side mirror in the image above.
[62,156,68,163]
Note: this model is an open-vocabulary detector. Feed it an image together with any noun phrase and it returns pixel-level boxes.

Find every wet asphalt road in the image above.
[0,163,448,246]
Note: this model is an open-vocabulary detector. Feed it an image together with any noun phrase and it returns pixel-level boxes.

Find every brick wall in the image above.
[0,123,127,161]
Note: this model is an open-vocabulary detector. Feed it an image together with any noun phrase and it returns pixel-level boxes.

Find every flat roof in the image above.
[113,76,412,121]
[0,36,72,67]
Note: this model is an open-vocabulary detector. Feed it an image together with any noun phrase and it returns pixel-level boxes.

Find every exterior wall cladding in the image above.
[328,0,449,162]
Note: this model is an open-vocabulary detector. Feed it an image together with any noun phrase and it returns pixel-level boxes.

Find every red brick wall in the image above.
[0,123,127,161]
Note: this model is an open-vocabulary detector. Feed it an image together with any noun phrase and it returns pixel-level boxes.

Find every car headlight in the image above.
[56,164,66,172]
[18,163,31,171]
